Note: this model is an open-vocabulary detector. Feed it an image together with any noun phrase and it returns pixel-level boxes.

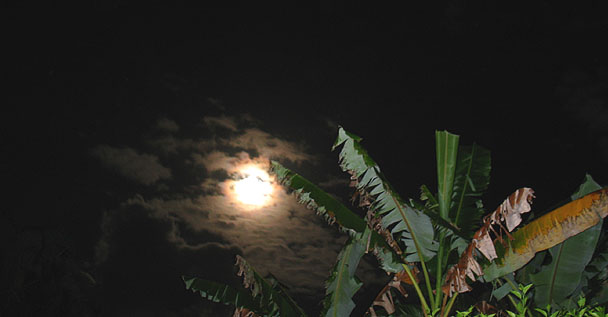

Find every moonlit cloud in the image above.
[91,145,172,185]
[317,177,350,189]
[203,115,239,132]
[194,150,241,172]
[230,128,314,164]
[156,117,180,133]
[92,113,350,311]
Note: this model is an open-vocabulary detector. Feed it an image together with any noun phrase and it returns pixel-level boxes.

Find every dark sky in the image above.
[4,2,608,316]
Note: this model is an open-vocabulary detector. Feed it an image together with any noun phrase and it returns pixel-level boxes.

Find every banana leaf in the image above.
[182,276,262,313]
[483,187,608,281]
[235,255,307,317]
[270,160,404,273]
[449,143,491,239]
[581,230,608,306]
[270,160,366,233]
[529,175,603,308]
[332,127,438,262]
[416,185,467,239]
[322,230,368,317]
[435,130,459,221]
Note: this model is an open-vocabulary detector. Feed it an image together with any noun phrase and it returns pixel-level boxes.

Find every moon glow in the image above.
[234,167,273,206]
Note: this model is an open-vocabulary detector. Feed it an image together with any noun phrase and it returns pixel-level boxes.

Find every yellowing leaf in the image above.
[484,188,608,281]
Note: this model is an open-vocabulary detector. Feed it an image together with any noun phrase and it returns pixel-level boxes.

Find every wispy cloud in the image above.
[203,115,239,132]
[230,128,314,164]
[92,113,349,314]
[91,145,172,185]
[156,117,180,133]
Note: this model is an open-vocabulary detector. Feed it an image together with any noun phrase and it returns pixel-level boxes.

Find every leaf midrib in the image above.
[331,245,352,317]
[548,243,565,306]
[441,132,450,219]
[454,145,476,228]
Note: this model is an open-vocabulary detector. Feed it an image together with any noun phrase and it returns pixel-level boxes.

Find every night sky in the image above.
[4,2,608,316]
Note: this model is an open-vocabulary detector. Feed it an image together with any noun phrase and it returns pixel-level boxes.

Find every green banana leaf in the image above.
[182,276,261,312]
[434,132,491,299]
[322,230,368,317]
[581,230,608,306]
[529,175,603,307]
[449,144,491,239]
[270,160,366,233]
[482,187,608,282]
[235,255,307,316]
[270,160,404,273]
[183,256,306,317]
[416,185,467,239]
[435,130,459,221]
[332,127,438,262]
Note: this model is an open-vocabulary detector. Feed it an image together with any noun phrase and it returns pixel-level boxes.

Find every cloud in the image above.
[203,115,239,132]
[319,116,340,136]
[92,112,348,314]
[156,117,180,133]
[91,145,172,185]
[191,115,314,165]
[206,97,226,111]
[317,177,350,189]
[149,135,216,156]
[192,150,242,172]
[149,136,182,154]
[230,128,314,163]
[117,180,345,307]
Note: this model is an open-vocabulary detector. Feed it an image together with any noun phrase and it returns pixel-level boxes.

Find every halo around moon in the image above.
[233,166,273,207]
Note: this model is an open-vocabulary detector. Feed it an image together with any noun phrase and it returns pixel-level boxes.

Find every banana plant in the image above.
[326,128,498,316]
[182,127,607,317]
[262,128,493,316]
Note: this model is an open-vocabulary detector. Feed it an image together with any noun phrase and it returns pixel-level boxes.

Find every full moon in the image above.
[234,167,273,206]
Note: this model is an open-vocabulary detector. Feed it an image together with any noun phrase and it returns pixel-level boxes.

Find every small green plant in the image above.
[506,284,533,317]
[455,306,474,317]
[458,284,607,317]
[455,306,496,317]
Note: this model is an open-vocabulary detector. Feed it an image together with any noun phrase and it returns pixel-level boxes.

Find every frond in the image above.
[235,255,307,317]
[449,144,491,239]
[332,127,438,262]
[183,276,261,314]
[529,174,603,307]
[321,230,368,317]
[270,160,404,273]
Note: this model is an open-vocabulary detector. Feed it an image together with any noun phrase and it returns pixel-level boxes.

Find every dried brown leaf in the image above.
[442,188,536,297]
[493,188,535,232]
[370,287,395,315]
[233,307,258,317]
[475,301,498,315]
[366,214,404,255]
[235,255,260,297]
[367,270,414,315]
[474,226,497,261]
